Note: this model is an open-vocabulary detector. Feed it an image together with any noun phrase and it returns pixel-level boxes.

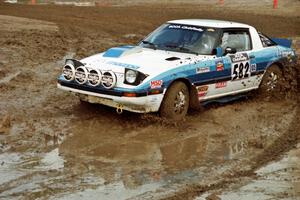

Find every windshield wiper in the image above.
[178,47,199,55]
[142,40,157,50]
[164,44,199,55]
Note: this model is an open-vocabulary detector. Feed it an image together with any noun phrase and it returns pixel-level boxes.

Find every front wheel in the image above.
[159,81,189,120]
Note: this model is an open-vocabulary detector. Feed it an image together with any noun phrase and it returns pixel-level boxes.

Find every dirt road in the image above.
[0,1,299,199]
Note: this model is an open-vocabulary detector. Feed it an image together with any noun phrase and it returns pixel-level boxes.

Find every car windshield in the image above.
[139,23,221,55]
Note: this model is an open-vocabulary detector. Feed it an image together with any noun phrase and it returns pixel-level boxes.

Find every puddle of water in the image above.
[0,149,65,184]
[1,99,296,199]
[57,181,163,200]
[0,150,65,198]
[39,148,64,170]
[196,144,300,200]
[54,117,263,199]
[0,153,25,185]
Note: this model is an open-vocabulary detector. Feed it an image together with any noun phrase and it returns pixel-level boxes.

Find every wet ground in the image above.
[0,0,300,199]
[196,144,300,200]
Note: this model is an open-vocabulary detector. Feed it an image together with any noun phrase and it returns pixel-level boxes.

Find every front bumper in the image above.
[57,83,164,113]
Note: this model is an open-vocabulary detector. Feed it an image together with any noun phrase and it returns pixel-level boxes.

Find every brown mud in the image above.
[0,0,299,199]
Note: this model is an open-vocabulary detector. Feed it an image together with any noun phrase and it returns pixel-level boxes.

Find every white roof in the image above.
[167,19,252,29]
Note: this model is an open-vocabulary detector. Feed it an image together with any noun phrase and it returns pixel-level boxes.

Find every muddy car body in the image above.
[57,19,296,119]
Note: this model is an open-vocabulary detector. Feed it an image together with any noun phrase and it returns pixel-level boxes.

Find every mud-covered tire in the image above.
[259,64,284,99]
[160,81,189,120]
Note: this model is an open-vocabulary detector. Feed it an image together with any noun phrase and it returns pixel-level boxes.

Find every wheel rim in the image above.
[174,91,186,114]
[265,72,278,91]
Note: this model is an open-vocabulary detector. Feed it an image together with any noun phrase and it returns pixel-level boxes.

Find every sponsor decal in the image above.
[216,60,224,71]
[215,81,227,89]
[168,25,203,32]
[150,80,163,89]
[196,66,210,74]
[230,53,251,81]
[250,64,257,72]
[229,53,249,63]
[107,61,140,70]
[197,85,209,98]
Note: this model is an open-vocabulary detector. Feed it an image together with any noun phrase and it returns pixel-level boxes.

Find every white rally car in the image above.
[57,19,296,120]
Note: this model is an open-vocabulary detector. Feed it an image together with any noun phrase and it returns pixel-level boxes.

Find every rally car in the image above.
[57,19,297,120]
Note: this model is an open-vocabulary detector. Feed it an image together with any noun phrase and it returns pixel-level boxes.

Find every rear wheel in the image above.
[160,81,189,120]
[259,64,284,99]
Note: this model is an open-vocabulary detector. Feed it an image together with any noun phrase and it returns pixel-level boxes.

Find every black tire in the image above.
[160,81,189,120]
[259,64,284,99]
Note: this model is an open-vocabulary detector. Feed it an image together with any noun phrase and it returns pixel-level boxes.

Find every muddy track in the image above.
[163,95,300,200]
[0,1,299,199]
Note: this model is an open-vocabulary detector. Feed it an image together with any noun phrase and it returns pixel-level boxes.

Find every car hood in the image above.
[80,46,213,77]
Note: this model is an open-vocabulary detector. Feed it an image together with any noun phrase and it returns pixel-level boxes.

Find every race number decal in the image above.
[229,53,250,81]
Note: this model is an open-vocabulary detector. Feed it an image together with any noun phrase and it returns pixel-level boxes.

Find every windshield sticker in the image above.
[168,25,203,32]
[107,61,140,70]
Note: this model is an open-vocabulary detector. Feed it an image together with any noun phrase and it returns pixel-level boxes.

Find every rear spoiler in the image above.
[271,38,292,48]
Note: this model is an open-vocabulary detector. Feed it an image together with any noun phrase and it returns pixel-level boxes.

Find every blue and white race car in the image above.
[57,19,297,120]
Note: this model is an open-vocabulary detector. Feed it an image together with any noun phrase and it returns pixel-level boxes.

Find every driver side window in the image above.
[221,30,252,52]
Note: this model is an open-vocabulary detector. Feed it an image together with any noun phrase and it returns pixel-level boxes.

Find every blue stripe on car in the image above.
[103,46,134,58]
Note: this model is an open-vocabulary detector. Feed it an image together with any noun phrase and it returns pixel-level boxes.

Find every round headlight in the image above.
[75,66,88,84]
[125,70,137,84]
[62,64,75,81]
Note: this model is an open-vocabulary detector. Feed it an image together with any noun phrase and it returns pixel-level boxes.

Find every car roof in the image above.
[167,19,252,29]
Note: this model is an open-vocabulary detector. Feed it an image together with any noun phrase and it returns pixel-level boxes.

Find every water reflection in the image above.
[56,117,259,198]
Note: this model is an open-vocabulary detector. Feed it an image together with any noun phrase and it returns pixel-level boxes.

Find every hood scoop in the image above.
[165,56,181,61]
[103,46,142,58]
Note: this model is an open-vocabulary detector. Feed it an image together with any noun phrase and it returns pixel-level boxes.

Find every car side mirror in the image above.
[224,47,237,55]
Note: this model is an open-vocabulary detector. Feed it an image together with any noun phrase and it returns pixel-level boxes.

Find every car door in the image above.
[220,28,257,94]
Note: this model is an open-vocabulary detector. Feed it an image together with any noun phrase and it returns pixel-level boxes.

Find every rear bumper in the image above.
[57,83,164,113]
